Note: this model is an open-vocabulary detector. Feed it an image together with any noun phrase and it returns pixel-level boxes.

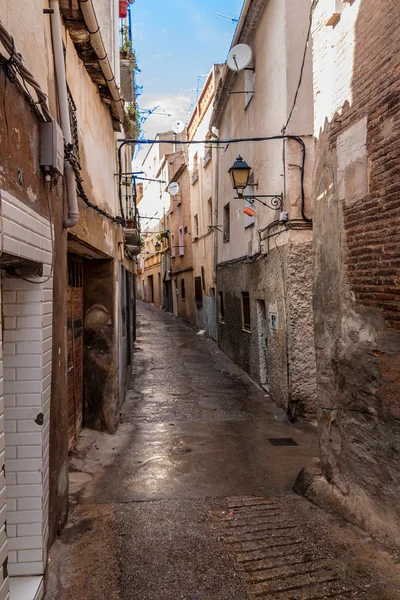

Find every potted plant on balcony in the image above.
[120,25,134,62]
[126,103,138,122]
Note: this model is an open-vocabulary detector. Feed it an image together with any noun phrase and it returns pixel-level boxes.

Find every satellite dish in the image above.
[227,44,253,71]
[172,120,185,134]
[168,182,180,196]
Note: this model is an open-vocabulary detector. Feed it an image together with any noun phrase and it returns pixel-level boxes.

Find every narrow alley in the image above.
[46,302,400,600]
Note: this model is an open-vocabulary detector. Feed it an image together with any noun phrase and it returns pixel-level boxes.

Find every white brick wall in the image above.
[0,297,9,599]
[0,189,53,579]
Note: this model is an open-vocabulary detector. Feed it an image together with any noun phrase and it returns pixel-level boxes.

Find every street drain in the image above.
[268,438,298,446]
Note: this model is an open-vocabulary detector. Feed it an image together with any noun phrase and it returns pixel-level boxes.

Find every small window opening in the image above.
[219,291,225,323]
[241,292,251,332]
[195,277,203,307]
[244,65,255,109]
[223,203,230,243]
[208,198,213,227]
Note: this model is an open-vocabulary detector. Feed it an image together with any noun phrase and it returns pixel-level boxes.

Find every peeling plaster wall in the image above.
[307,0,400,545]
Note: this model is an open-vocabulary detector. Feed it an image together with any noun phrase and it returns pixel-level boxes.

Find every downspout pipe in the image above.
[211,129,219,338]
[79,0,124,122]
[49,0,79,229]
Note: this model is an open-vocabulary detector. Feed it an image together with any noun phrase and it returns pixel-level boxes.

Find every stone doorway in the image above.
[256,299,268,388]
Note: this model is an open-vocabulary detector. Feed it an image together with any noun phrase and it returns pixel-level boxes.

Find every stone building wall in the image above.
[303,0,400,546]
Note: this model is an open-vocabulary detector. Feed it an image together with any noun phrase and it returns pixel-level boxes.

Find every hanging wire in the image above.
[0,22,126,227]
[282,0,319,132]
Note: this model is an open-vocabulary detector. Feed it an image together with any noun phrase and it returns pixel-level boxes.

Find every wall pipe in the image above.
[79,0,124,122]
[49,0,79,229]
[117,135,312,224]
[211,132,220,294]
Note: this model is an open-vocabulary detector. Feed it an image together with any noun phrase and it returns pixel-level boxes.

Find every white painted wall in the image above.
[216,0,314,264]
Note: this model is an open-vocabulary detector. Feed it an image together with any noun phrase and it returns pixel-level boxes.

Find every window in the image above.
[203,149,212,168]
[201,266,205,291]
[244,66,255,109]
[208,198,213,228]
[195,277,203,307]
[219,292,225,323]
[178,227,184,256]
[241,292,251,332]
[192,152,199,184]
[171,233,175,258]
[194,214,199,238]
[223,203,230,243]
[181,278,186,300]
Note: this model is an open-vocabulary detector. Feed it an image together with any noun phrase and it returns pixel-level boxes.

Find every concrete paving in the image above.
[46,302,400,600]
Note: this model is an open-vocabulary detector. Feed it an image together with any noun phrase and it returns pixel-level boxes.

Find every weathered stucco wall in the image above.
[215,0,314,264]
[213,0,316,421]
[1,1,57,113]
[217,242,316,420]
[66,33,119,219]
[299,0,400,546]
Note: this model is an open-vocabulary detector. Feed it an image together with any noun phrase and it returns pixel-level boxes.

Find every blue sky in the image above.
[131,0,243,140]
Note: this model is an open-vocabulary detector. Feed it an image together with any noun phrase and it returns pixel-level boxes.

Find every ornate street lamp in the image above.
[228,155,251,197]
[154,240,161,251]
[228,155,283,211]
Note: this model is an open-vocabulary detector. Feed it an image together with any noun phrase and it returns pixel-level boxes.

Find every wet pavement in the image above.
[46,301,400,600]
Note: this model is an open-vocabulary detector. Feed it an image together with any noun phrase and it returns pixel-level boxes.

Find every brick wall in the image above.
[310,0,400,544]
[313,0,400,327]
[0,189,53,577]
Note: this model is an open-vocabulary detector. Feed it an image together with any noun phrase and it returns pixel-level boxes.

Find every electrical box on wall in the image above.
[40,120,64,176]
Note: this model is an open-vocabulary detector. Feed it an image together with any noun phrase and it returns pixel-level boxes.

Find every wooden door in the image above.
[67,256,84,451]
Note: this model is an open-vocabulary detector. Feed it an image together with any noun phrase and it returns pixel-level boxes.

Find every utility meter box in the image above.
[40,120,64,176]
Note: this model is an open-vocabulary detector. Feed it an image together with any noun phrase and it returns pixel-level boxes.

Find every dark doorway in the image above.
[147,275,154,303]
[67,255,84,451]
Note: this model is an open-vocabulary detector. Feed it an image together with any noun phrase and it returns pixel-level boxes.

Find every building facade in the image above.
[168,152,196,325]
[211,0,317,421]
[0,1,138,597]
[186,66,223,340]
[298,0,400,547]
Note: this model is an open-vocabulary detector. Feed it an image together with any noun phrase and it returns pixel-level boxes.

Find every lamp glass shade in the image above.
[229,155,251,192]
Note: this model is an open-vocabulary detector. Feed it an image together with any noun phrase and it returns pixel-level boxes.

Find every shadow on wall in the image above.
[297,0,400,547]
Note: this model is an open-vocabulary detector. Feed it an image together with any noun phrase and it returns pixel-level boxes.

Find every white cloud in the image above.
[139,93,191,140]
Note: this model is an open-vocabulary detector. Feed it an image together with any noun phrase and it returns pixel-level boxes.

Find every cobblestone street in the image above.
[46,302,400,599]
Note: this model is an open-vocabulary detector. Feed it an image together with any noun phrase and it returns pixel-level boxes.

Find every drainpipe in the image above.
[49,0,79,229]
[211,129,219,335]
[79,0,124,122]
